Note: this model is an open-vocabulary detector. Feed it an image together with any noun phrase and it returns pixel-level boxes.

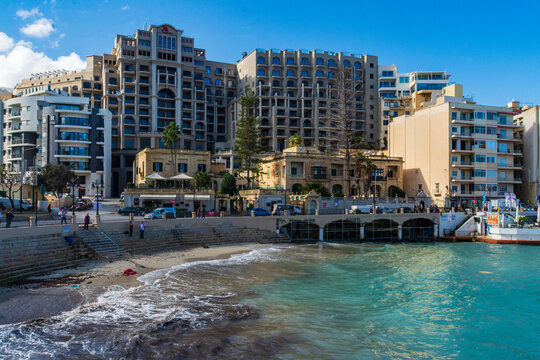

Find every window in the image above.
[499,143,507,153]
[301,58,309,65]
[216,79,222,86]
[451,112,457,120]
[328,59,335,67]
[328,71,334,79]
[153,162,163,172]
[172,38,175,50]
[486,141,497,149]
[487,112,497,120]
[486,127,497,135]
[178,163,188,172]
[257,56,265,65]
[399,76,409,83]
[487,156,497,163]
[158,35,162,48]
[316,70,324,77]
[474,169,486,177]
[301,70,309,77]
[204,78,211,84]
[461,113,468,120]
[167,37,171,49]
[287,70,294,76]
[474,126,486,134]
[287,57,294,65]
[354,62,361,69]
[435,183,440,194]
[499,115,507,125]
[198,164,206,172]
[272,69,281,76]
[473,111,486,120]
[205,66,211,74]
[316,58,324,65]
[487,170,497,178]
[257,69,266,76]
[272,57,280,65]
[343,60,350,67]
[381,70,394,77]
[474,155,486,163]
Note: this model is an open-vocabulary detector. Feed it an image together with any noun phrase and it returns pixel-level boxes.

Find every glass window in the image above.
[178,163,188,172]
[158,35,162,48]
[328,59,335,67]
[474,126,486,134]
[205,66,211,74]
[487,170,497,178]
[381,71,394,77]
[343,60,350,67]
[316,70,324,77]
[452,112,457,120]
[499,115,507,124]
[272,69,280,76]
[287,70,294,76]
[474,155,486,163]
[487,112,497,120]
[257,69,265,76]
[204,78,211,84]
[316,58,324,65]
[486,141,497,149]
[172,38,175,50]
[474,169,486,177]
[328,71,334,79]
[301,70,309,77]
[399,76,409,83]
[473,111,486,119]
[198,164,206,172]
[354,62,361,69]
[153,162,163,172]
[257,57,265,64]
[272,57,280,65]
[499,143,507,153]
[287,57,294,65]
[487,155,497,163]
[301,58,309,65]
[461,113,467,120]
[216,79,222,86]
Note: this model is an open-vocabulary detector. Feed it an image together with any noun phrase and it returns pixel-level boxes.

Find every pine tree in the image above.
[234,87,262,187]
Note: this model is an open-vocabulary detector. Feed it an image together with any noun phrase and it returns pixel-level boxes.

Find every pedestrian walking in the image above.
[47,203,51,214]
[129,219,133,237]
[202,205,206,219]
[140,221,145,239]
[84,213,90,230]
[6,209,14,228]
[60,208,67,224]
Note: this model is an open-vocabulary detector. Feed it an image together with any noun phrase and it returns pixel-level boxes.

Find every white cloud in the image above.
[16,7,43,20]
[0,38,86,88]
[20,18,55,38]
[121,5,129,10]
[0,33,14,53]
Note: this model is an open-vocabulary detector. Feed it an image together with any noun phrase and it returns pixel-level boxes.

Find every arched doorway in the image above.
[324,220,362,241]
[281,220,319,242]
[402,218,434,241]
[364,219,399,241]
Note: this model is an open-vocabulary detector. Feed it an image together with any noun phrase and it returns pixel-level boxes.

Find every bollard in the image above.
[162,213,166,220]
[434,224,439,238]
[360,225,365,240]
[93,214,100,225]
[70,214,76,224]
[192,211,196,219]
[400,208,404,214]
[345,209,349,215]
[319,228,324,241]
[398,225,403,240]
[29,216,34,227]
[220,211,224,218]
[283,210,288,216]
[251,210,255,217]
[129,213,133,222]
[315,209,319,216]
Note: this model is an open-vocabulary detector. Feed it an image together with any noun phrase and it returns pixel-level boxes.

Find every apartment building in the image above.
[15,24,237,197]
[235,49,379,151]
[257,146,403,198]
[388,84,522,208]
[379,65,450,143]
[1,85,112,197]
[513,105,538,205]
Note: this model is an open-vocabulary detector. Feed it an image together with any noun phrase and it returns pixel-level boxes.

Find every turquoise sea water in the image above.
[243,243,540,359]
[0,242,538,359]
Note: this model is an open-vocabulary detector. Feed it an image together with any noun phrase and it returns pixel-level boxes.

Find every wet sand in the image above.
[0,244,259,325]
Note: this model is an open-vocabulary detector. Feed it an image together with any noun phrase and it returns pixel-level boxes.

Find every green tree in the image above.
[234,87,263,187]
[194,171,211,190]
[38,164,76,197]
[389,186,405,198]
[220,171,237,195]
[304,182,331,197]
[163,121,180,174]
[0,164,21,209]
[353,152,377,197]
[288,134,303,148]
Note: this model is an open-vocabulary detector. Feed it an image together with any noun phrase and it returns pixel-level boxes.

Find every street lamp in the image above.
[68,178,79,217]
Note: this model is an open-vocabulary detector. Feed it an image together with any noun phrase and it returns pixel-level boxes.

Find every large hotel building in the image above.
[15,24,380,197]
[388,84,522,208]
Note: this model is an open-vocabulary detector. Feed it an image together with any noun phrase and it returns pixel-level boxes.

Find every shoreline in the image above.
[0,243,262,325]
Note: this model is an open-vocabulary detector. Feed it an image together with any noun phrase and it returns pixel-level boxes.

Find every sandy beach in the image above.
[0,243,260,325]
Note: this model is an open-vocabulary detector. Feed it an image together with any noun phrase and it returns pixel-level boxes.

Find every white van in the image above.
[351,205,372,214]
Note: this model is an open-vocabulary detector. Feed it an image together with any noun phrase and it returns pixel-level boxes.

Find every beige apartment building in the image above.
[235,49,379,151]
[388,84,522,208]
[513,105,537,205]
[133,148,210,186]
[378,65,450,145]
[16,24,237,197]
[257,146,403,198]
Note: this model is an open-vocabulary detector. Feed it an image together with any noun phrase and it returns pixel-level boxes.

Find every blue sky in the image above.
[1,0,539,106]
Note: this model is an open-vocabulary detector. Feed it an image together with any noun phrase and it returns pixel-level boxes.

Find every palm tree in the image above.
[288,134,303,147]
[354,152,377,198]
[163,121,180,175]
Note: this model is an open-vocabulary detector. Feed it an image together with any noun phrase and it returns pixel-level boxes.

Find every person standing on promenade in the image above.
[0,208,3,225]
[140,221,145,239]
[60,208,67,224]
[84,213,90,230]
[202,205,206,218]
[47,203,51,214]
[5,208,14,228]
[129,219,133,237]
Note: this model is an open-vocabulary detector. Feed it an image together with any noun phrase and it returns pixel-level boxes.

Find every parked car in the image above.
[351,205,372,214]
[400,207,413,213]
[117,207,145,216]
[144,208,176,219]
[271,204,302,216]
[251,208,270,216]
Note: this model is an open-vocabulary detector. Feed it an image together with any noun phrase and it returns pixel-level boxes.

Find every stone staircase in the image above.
[77,230,129,262]
[0,234,92,284]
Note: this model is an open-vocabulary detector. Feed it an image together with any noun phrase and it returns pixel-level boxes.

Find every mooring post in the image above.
[319,227,324,241]
[398,225,403,240]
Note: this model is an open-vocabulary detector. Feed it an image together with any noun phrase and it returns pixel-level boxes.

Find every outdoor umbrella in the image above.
[168,173,193,189]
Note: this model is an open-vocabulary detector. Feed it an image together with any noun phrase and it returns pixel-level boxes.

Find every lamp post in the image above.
[92,181,102,224]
